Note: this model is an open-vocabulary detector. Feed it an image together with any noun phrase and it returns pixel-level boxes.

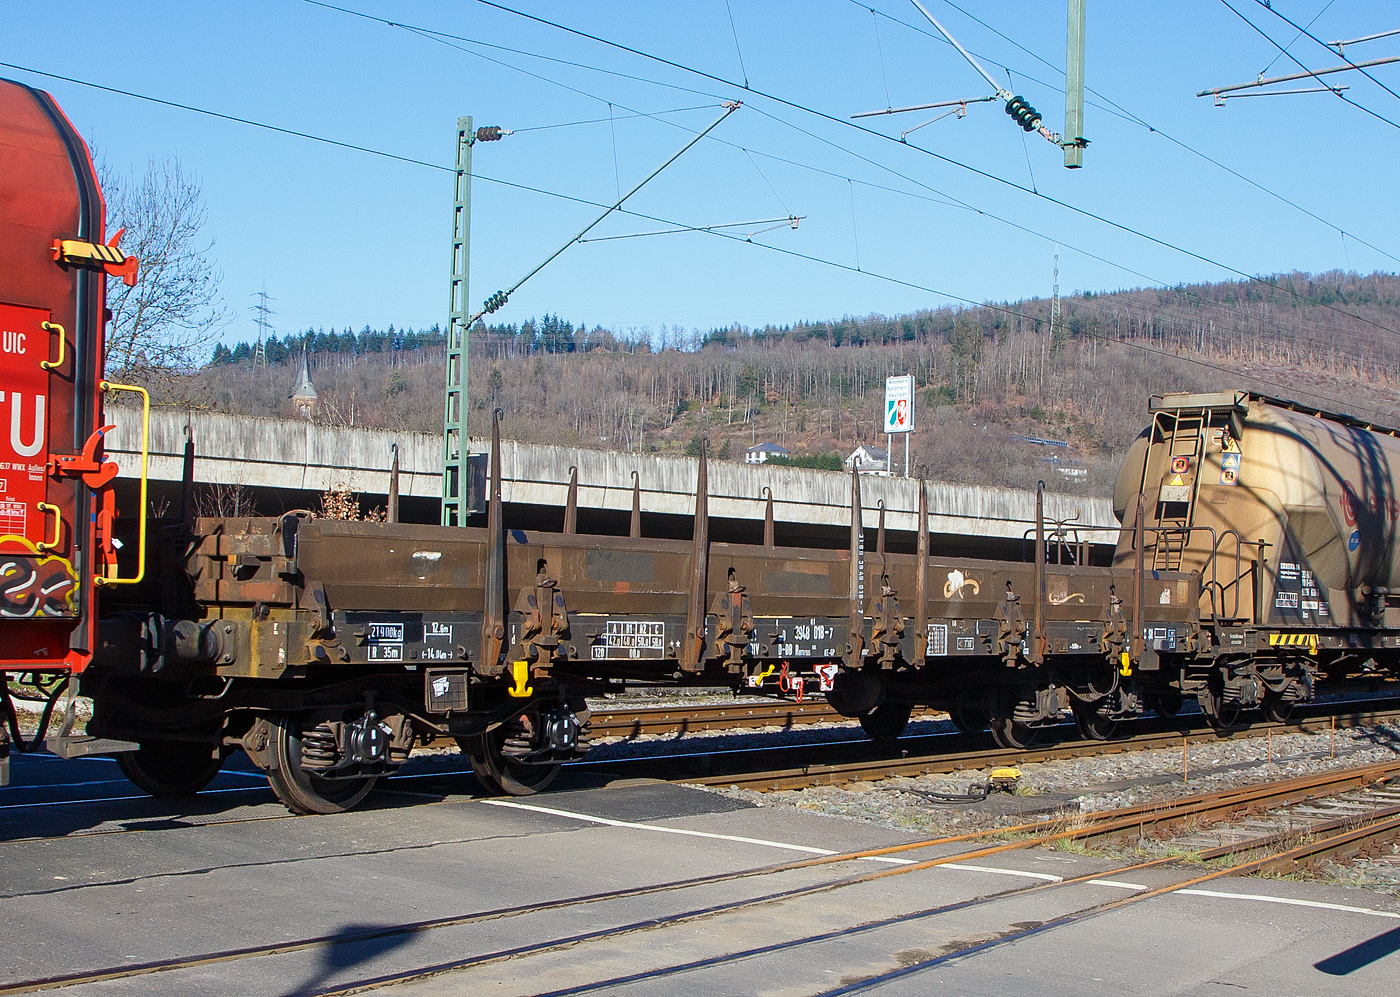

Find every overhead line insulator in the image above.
[1004,95,1042,133]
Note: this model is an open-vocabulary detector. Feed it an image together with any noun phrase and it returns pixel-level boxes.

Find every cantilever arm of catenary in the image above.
[470,101,741,324]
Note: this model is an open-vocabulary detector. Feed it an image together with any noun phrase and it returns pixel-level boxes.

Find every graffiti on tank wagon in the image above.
[1,535,79,618]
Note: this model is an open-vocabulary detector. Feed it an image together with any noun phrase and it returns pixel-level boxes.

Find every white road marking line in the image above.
[940,863,1063,882]
[1176,889,1400,918]
[1088,879,1148,890]
[479,799,915,862]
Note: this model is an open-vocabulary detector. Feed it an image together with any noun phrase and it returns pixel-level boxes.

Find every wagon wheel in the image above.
[265,712,377,815]
[1199,682,1241,731]
[988,688,1040,750]
[949,707,988,735]
[1145,689,1184,718]
[989,717,1039,750]
[858,698,914,743]
[117,739,225,798]
[1262,687,1293,724]
[1071,700,1117,741]
[461,705,561,796]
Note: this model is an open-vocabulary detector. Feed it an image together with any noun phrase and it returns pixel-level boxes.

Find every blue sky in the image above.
[7,1,1400,348]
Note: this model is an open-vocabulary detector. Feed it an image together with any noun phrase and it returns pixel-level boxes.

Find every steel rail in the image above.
[3,702,1395,850]
[677,706,1400,791]
[590,700,877,736]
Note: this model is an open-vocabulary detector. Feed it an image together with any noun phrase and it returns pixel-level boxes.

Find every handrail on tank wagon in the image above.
[1130,523,1269,622]
[94,381,149,587]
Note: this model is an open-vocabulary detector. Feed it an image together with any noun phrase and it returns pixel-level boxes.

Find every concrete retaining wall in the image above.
[105,407,1121,542]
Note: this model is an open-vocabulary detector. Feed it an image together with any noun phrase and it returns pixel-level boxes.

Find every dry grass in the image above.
[317,487,386,522]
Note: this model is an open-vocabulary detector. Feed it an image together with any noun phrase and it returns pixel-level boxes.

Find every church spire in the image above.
[290,349,318,418]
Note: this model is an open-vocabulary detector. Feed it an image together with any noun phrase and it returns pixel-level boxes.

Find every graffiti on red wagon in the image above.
[1,536,79,618]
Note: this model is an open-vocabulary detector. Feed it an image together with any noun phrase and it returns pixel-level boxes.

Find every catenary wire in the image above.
[4,57,1386,377]
[1252,0,1400,107]
[304,0,1400,337]
[1257,0,1337,77]
[463,0,1400,343]
[0,60,453,174]
[1218,0,1400,132]
[723,0,751,89]
[299,0,1400,349]
[859,0,1400,268]
[509,105,720,133]
[295,0,1298,327]
[303,0,1400,358]
[301,0,730,103]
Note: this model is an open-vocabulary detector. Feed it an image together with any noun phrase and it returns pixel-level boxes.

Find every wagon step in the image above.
[43,734,139,759]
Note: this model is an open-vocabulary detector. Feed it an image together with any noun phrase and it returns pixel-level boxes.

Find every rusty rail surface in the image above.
[677,706,1400,791]
[589,700,937,737]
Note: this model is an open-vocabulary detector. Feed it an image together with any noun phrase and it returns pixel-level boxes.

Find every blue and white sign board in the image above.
[884,375,915,434]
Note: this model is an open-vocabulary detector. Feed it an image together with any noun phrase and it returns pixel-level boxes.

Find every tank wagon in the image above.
[1115,390,1400,726]
[3,78,1397,814]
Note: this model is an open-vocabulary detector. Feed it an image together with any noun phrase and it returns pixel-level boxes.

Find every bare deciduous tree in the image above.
[101,156,228,379]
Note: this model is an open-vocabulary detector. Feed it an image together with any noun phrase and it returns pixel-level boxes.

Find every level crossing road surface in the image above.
[2,751,1399,996]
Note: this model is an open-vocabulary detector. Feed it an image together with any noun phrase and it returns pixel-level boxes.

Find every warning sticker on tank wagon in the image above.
[1271,552,1332,621]
[593,620,665,658]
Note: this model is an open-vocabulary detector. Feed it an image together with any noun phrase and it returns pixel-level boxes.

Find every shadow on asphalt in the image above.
[1315,925,1400,975]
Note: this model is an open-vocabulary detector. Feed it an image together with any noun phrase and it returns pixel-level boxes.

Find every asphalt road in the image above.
[3,750,1399,996]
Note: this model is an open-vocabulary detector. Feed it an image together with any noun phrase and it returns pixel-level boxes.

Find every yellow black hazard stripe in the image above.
[1267,633,1318,650]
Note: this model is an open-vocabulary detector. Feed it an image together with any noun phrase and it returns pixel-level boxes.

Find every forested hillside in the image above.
[161,270,1400,495]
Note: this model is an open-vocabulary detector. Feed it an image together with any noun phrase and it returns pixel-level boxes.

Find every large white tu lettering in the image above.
[2,390,46,458]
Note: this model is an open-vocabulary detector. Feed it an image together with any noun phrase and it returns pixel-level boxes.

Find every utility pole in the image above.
[439,106,732,525]
[1064,0,1087,168]
[441,118,507,527]
[441,116,473,527]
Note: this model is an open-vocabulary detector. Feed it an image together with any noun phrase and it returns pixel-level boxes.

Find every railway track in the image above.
[4,699,1397,848]
[6,760,1399,997]
[673,702,1400,791]
[588,698,870,737]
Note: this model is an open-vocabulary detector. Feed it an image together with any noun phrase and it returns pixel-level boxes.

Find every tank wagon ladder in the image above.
[1146,404,1209,572]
